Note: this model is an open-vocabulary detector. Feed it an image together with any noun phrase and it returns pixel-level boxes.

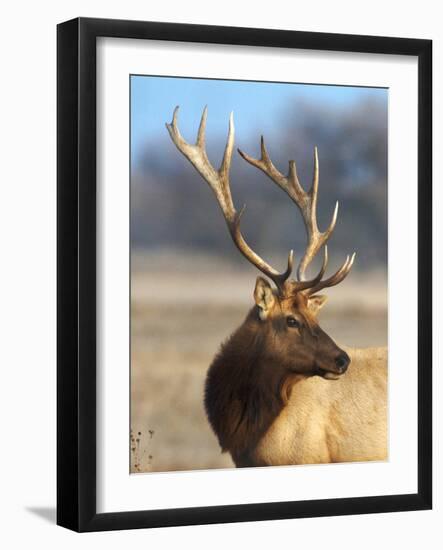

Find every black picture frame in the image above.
[57,17,432,532]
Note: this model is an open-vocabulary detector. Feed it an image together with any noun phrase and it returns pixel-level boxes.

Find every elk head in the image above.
[166,107,355,380]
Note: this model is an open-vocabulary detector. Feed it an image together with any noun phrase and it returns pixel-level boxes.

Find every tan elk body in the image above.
[166,107,387,467]
[254,346,387,466]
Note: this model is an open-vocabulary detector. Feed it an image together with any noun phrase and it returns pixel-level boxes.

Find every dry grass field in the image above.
[130,251,388,473]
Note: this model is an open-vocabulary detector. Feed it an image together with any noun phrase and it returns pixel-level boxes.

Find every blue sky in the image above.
[131,75,387,165]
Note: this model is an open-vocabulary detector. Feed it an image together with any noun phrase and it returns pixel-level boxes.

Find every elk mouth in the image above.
[318,369,341,380]
[314,366,343,381]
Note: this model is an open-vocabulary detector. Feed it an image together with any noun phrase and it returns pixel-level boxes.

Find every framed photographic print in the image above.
[57,17,432,532]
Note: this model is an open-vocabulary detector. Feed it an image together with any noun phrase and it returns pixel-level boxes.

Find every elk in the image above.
[166,106,387,468]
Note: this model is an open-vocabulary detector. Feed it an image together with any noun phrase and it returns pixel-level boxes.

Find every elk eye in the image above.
[286,316,301,328]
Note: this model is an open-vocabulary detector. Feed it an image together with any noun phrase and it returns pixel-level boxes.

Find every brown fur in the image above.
[204,308,289,466]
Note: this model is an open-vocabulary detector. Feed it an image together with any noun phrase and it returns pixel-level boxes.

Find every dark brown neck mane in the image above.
[204,308,290,467]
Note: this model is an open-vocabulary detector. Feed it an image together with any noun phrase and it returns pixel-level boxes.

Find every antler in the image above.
[238,138,355,294]
[166,106,297,291]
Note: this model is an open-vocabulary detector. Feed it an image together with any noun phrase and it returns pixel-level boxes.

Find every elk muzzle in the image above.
[314,330,350,380]
[317,352,349,379]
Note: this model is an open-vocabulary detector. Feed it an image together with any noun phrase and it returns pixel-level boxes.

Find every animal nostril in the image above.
[335,353,350,371]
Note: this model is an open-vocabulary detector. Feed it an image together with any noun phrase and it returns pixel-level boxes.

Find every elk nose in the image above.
[335,352,350,373]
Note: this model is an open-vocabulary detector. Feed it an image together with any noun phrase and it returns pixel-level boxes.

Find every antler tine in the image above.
[166,106,294,290]
[287,245,329,293]
[238,137,305,202]
[196,105,207,146]
[220,112,235,180]
[310,146,320,214]
[294,147,341,281]
[306,252,356,295]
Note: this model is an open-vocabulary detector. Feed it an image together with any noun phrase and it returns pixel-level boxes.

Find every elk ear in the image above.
[253,277,275,320]
[308,294,328,315]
